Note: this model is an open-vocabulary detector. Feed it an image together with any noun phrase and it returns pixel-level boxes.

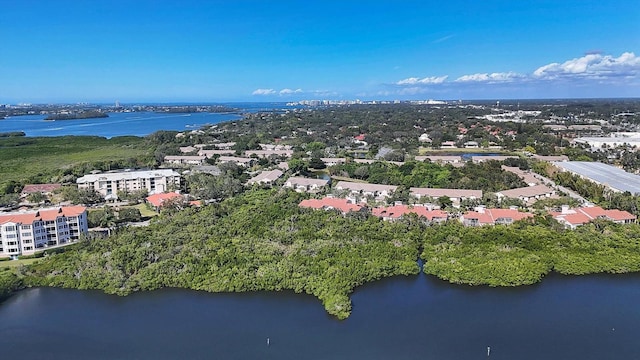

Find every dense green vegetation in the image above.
[0,270,22,303]
[422,220,640,286]
[0,136,152,194]
[329,160,526,192]
[44,111,108,121]
[21,190,421,319]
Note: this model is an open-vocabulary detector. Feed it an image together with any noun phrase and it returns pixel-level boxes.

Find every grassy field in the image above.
[133,203,158,217]
[0,258,40,269]
[0,136,150,186]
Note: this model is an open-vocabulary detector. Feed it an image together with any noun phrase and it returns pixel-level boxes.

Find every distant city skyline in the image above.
[1,0,638,103]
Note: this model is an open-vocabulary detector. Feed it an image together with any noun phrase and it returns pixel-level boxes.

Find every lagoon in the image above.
[2,272,640,359]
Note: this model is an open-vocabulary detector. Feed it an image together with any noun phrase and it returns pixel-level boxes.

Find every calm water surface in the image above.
[1,272,640,359]
[0,112,241,138]
[0,103,295,138]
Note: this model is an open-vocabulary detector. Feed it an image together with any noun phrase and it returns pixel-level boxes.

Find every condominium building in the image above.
[0,206,88,258]
[77,169,181,198]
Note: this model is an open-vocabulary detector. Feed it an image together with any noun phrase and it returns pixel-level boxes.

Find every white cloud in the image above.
[533,52,640,80]
[252,88,276,96]
[455,72,525,83]
[432,34,454,44]
[279,88,303,95]
[396,76,448,86]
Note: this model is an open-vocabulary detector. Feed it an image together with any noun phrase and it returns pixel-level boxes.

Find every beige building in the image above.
[410,187,482,207]
[77,169,181,198]
[496,184,556,204]
[164,155,206,165]
[284,177,330,193]
[334,181,397,200]
[247,169,284,186]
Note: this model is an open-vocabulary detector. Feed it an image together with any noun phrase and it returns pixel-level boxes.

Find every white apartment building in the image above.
[77,169,181,198]
[0,206,88,258]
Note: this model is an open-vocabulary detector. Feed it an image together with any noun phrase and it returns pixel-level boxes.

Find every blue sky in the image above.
[1,0,639,103]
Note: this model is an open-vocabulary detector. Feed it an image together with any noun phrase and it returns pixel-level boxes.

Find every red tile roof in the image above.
[299,198,363,214]
[21,183,61,194]
[550,206,636,226]
[146,192,183,207]
[372,205,448,221]
[462,208,534,225]
[0,206,86,225]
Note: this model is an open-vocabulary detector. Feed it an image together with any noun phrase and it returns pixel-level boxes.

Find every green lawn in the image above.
[132,203,158,217]
[0,258,40,268]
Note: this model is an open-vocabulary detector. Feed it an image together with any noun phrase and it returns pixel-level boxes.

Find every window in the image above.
[22,232,31,237]
[21,225,31,230]
[4,225,16,232]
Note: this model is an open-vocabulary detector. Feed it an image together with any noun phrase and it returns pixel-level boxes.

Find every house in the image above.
[0,206,88,258]
[440,141,457,149]
[372,204,448,223]
[77,169,181,198]
[277,162,290,171]
[20,183,62,197]
[259,143,292,151]
[334,181,397,200]
[460,207,534,226]
[179,146,197,154]
[501,166,540,186]
[410,188,482,207]
[320,158,347,166]
[246,169,284,186]
[197,149,235,157]
[464,141,479,149]
[550,205,636,229]
[353,159,405,166]
[212,142,236,150]
[414,156,463,165]
[471,155,519,163]
[298,197,364,215]
[146,192,183,210]
[164,155,206,165]
[532,155,569,162]
[496,185,556,204]
[283,177,330,193]
[217,156,255,167]
[418,134,432,143]
[245,149,294,158]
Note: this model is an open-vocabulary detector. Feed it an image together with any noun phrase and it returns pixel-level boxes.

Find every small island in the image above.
[45,111,108,121]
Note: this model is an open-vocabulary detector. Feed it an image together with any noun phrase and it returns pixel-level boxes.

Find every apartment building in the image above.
[0,206,88,258]
[460,207,534,226]
[77,169,181,198]
[549,205,636,229]
[334,181,397,200]
[410,187,482,207]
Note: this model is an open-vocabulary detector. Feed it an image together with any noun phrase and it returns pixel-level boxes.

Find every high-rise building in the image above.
[0,206,88,258]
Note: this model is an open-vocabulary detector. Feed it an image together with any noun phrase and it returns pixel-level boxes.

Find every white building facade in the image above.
[77,169,182,198]
[0,206,88,258]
